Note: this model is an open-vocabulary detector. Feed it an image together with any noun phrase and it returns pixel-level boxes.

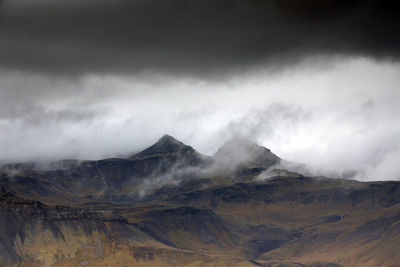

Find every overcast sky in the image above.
[0,0,400,181]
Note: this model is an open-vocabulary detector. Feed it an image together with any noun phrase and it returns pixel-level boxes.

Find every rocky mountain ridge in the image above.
[0,135,279,203]
[0,135,400,266]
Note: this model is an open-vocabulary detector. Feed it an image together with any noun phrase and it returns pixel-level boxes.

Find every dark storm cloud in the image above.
[0,0,399,76]
[0,102,97,126]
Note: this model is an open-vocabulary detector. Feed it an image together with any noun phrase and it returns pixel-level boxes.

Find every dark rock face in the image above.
[135,206,231,247]
[167,176,400,210]
[0,187,137,266]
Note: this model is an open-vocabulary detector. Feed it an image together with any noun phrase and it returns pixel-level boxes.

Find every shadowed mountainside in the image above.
[0,135,212,204]
[0,135,400,266]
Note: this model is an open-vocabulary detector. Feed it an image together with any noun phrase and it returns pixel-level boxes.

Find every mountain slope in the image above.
[0,135,211,204]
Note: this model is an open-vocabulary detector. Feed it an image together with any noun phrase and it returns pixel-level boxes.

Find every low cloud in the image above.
[0,57,399,181]
[137,164,203,198]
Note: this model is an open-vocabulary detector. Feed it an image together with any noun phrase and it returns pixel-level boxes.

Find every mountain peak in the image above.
[132,135,194,159]
[217,136,259,150]
[213,136,280,170]
[214,136,273,156]
[158,134,180,144]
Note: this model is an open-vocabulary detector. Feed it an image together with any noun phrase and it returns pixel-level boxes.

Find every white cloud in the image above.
[0,56,399,181]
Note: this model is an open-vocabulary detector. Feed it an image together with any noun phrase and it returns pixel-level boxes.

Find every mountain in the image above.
[212,136,280,177]
[132,135,207,163]
[131,134,211,177]
[1,135,400,266]
[0,135,211,203]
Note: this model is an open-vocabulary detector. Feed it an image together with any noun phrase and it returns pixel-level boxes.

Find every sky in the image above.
[0,0,400,181]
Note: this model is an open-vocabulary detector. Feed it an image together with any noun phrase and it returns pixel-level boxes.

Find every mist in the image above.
[1,56,399,181]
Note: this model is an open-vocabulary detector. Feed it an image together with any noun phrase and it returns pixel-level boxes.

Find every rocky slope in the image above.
[1,136,400,266]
